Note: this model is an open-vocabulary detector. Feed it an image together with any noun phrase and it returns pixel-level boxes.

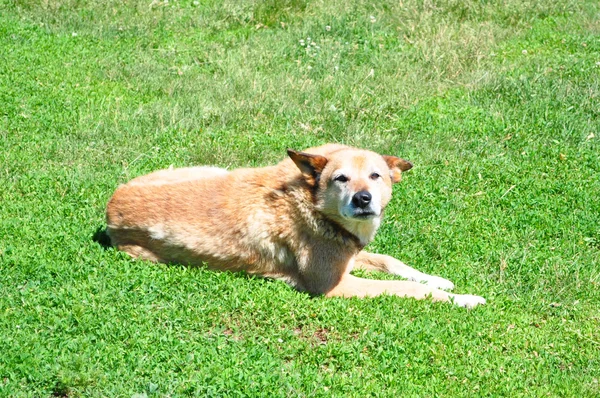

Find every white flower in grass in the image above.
[325,25,331,31]
[370,15,376,23]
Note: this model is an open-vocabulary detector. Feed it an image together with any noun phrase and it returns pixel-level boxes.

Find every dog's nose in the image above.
[352,191,372,208]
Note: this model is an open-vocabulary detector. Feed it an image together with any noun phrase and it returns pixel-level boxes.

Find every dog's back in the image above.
[108,166,292,271]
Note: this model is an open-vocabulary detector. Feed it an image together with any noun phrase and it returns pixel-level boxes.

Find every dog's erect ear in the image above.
[382,155,413,183]
[287,149,328,184]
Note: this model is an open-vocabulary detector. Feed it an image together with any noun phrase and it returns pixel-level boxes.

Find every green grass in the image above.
[1,0,599,396]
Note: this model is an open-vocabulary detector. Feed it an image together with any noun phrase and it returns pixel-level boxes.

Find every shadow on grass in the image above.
[92,226,111,249]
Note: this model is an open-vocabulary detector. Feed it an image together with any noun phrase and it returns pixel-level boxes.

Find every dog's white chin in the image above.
[350,213,378,220]
[340,216,381,246]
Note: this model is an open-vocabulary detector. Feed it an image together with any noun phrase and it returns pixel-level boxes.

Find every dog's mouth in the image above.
[351,210,377,220]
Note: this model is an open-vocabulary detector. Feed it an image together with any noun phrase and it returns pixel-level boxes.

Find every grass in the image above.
[1,0,599,396]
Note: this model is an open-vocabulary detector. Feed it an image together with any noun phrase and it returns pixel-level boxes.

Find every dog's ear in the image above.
[287,149,328,184]
[382,155,413,183]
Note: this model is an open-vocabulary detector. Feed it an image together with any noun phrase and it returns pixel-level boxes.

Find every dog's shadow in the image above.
[92,226,112,249]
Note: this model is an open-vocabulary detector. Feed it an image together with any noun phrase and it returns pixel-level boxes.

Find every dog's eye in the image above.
[334,175,349,183]
[370,172,381,180]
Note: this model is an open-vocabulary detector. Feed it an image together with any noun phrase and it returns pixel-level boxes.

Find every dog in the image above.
[106,144,485,308]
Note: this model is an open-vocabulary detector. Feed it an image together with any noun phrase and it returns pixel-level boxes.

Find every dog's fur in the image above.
[106,144,485,308]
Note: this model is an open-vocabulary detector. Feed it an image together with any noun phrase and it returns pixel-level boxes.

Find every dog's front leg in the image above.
[354,251,455,291]
[326,274,485,308]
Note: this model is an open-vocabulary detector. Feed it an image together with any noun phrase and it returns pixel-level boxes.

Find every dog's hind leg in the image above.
[106,228,163,262]
[326,274,484,308]
[354,251,455,291]
[117,244,162,262]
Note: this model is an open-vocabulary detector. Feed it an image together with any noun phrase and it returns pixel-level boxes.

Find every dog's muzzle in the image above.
[349,191,378,219]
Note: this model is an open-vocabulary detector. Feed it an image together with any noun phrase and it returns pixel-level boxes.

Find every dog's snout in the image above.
[352,190,372,208]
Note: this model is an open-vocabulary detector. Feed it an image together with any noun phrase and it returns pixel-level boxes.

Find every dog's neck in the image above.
[298,204,365,250]
[318,215,366,250]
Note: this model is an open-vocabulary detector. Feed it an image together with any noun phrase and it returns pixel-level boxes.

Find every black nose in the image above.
[352,190,372,208]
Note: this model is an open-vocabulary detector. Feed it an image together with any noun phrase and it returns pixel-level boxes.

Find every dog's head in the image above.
[288,146,412,244]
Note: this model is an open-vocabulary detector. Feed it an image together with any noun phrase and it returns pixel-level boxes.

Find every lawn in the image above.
[1,0,599,396]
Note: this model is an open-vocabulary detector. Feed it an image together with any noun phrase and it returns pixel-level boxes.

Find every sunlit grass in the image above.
[1,0,599,396]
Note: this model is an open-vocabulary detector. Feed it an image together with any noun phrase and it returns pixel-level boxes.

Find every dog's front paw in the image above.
[423,275,455,291]
[451,294,486,309]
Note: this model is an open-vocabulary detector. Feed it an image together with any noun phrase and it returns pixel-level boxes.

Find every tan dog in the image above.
[106,144,485,308]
